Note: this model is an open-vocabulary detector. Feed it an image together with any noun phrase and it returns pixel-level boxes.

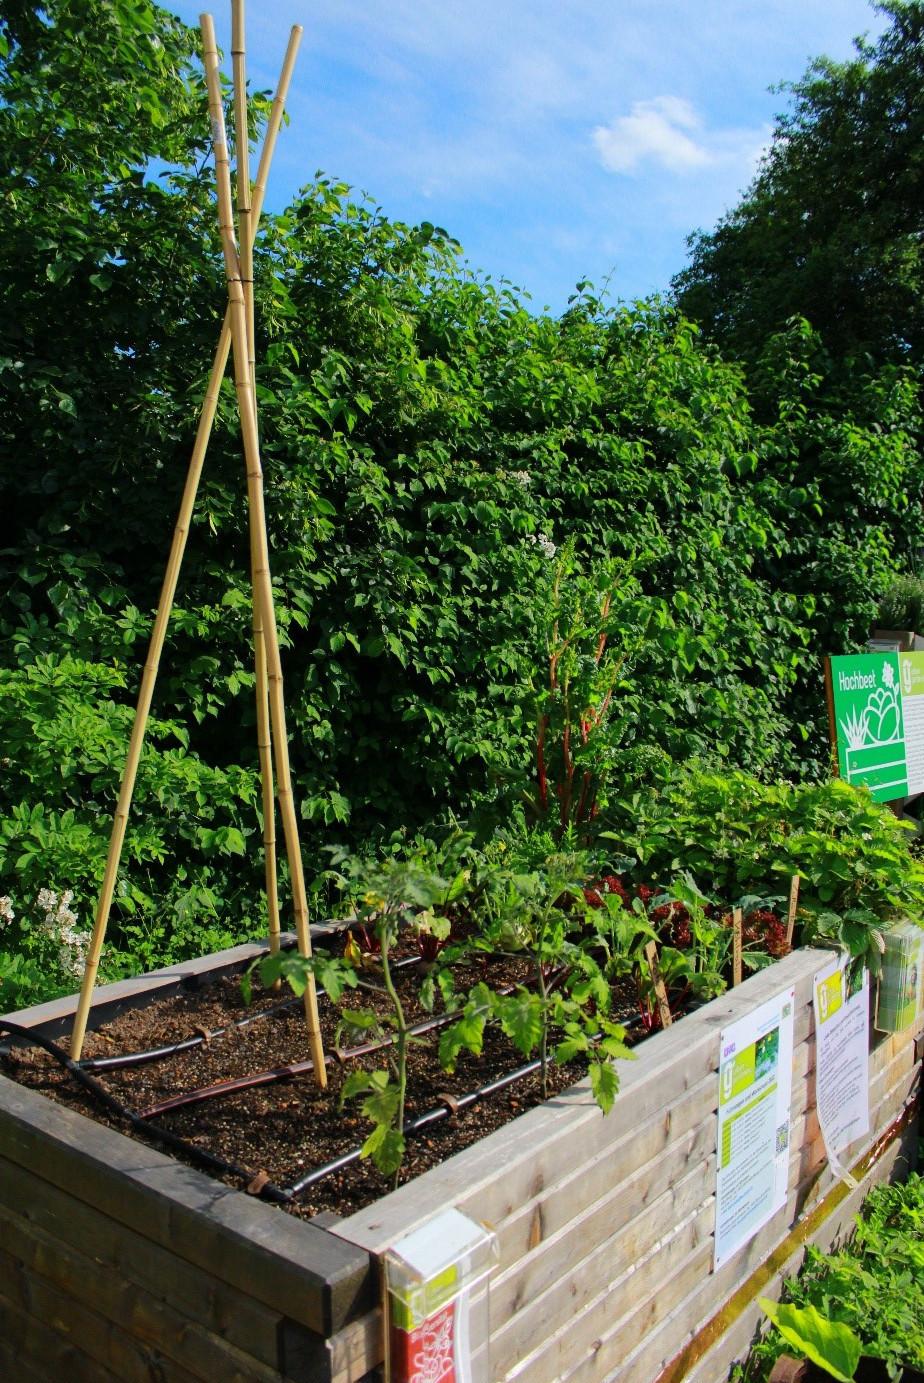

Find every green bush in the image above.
[743,1172,924,1379]
[877,573,924,633]
[604,767,924,974]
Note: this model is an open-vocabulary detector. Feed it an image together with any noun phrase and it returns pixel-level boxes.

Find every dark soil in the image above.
[1,948,645,1221]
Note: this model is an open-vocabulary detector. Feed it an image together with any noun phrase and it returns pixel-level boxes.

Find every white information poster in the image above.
[714,987,796,1270]
[812,959,869,1185]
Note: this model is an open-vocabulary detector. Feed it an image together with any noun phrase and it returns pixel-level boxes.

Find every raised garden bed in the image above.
[1,938,920,1383]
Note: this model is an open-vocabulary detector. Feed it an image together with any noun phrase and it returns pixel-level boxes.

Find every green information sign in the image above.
[828,652,924,801]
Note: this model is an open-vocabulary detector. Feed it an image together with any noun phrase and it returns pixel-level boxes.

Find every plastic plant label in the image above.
[875,920,924,1033]
[384,1208,497,1383]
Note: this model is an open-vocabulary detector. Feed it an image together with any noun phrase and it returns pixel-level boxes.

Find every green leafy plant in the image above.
[608,769,924,981]
[445,851,635,1111]
[744,1174,924,1380]
[758,1300,860,1381]
[255,840,471,1182]
[877,574,924,634]
[526,546,649,838]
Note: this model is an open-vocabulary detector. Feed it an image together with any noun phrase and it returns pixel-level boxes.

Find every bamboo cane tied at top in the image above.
[68,23,304,1061]
[232,0,281,960]
[200,12,326,1084]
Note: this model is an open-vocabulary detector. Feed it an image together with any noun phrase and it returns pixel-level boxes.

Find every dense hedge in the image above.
[1,1,922,993]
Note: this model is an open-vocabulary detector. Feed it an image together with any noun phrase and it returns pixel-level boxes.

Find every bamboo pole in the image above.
[201,12,326,1086]
[232,0,256,396]
[785,874,800,949]
[732,906,743,987]
[644,940,673,1029]
[69,23,304,1061]
[232,0,281,963]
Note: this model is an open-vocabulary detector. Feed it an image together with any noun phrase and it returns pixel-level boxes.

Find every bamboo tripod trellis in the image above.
[69,6,327,1086]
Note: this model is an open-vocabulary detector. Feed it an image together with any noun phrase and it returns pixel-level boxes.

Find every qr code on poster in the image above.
[776,1124,789,1154]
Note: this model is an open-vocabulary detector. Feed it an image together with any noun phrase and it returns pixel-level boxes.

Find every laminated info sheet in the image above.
[813,959,869,1184]
[714,987,796,1270]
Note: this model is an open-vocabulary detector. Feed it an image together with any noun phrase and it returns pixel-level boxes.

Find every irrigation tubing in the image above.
[80,950,422,1074]
[0,1019,293,1204]
[284,1056,545,1195]
[0,1003,666,1207]
[139,1005,468,1119]
[282,1006,656,1199]
[136,966,569,1120]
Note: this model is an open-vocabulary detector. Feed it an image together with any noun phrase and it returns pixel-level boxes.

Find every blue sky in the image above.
[171,1,884,315]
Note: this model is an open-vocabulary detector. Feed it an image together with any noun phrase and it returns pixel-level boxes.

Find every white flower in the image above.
[0,896,14,925]
[526,533,557,560]
[57,924,90,980]
[36,887,58,914]
[57,890,77,929]
[883,662,895,689]
[511,470,531,489]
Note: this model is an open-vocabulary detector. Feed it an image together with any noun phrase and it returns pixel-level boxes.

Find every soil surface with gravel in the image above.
[1,945,646,1220]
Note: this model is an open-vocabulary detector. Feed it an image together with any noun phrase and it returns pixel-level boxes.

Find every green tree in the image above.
[674,1,924,372]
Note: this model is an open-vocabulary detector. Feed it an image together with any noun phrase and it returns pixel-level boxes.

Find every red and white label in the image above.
[390,1301,458,1383]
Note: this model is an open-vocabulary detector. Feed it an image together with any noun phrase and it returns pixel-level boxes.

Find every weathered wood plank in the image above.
[298,1309,384,1383]
[491,1124,718,1334]
[336,950,824,1257]
[502,1055,886,1383]
[504,1201,715,1383]
[494,1150,717,1361]
[493,1072,717,1273]
[0,1289,121,1383]
[491,1030,819,1345]
[495,1032,804,1277]
[0,1337,88,1383]
[0,1075,373,1335]
[0,1205,287,1383]
[564,1234,714,1383]
[0,1249,201,1383]
[558,1158,826,1383]
[0,1157,284,1367]
[506,1114,839,1383]
[658,1124,917,1383]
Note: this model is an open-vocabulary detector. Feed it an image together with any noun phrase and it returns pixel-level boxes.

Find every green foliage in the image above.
[746,1174,924,1380]
[675,2,924,371]
[877,572,924,632]
[758,1300,860,1381]
[527,544,648,836]
[447,848,635,1106]
[263,840,465,1181]
[0,655,261,991]
[607,768,924,976]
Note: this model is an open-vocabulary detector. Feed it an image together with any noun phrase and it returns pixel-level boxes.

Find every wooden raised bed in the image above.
[1,942,920,1383]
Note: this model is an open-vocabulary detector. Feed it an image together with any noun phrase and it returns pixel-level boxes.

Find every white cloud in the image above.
[593,97,708,175]
[593,96,770,178]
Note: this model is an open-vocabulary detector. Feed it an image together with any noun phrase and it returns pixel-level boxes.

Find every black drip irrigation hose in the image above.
[284,1056,545,1195]
[79,951,422,1073]
[0,1019,293,1205]
[137,965,569,1120]
[0,1002,665,1207]
[283,1007,655,1199]
[80,993,300,1072]
[139,1004,456,1119]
